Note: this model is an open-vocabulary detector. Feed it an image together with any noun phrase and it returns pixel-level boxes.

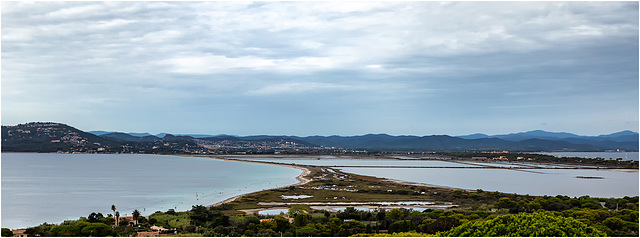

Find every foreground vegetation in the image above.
[8,195,637,237]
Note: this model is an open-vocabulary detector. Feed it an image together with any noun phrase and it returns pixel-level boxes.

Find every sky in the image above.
[2,1,638,137]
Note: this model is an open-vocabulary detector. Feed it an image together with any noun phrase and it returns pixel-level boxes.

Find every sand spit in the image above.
[180,155,313,208]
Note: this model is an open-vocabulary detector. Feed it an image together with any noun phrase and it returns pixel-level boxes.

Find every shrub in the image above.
[438,211,606,237]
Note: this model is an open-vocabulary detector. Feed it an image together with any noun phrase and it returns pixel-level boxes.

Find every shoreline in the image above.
[181,155,313,208]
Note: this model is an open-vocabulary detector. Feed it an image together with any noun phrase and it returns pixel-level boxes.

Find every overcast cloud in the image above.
[2,1,638,136]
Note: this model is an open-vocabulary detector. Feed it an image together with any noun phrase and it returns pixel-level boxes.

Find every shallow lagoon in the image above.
[2,153,301,229]
[339,167,638,198]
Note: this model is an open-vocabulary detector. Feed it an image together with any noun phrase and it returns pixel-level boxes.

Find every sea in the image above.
[1,153,301,229]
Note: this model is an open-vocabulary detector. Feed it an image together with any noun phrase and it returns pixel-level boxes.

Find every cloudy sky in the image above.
[2,1,638,136]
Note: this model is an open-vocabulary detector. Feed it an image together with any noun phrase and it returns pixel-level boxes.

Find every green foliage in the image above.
[189,205,229,228]
[273,216,292,232]
[389,220,416,233]
[1,228,13,237]
[149,211,190,229]
[80,223,116,236]
[418,216,461,234]
[293,213,311,227]
[50,221,87,236]
[438,211,606,237]
[386,208,411,223]
[256,228,278,237]
[351,231,433,237]
[288,204,308,217]
[297,223,325,237]
[24,223,55,237]
[338,220,366,237]
[49,221,116,237]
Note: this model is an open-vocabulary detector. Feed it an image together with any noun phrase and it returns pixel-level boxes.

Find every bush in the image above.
[438,211,606,237]
[80,223,116,237]
[1,228,13,237]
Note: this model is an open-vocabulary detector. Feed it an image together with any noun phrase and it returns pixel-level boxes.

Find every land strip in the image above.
[184,154,636,217]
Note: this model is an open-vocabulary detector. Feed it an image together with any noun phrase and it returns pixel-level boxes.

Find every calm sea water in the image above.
[540,152,639,161]
[1,153,301,229]
[339,167,638,198]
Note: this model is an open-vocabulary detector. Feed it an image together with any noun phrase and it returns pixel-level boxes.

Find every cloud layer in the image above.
[2,2,638,136]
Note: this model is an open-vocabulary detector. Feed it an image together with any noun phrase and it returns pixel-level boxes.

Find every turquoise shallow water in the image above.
[1,153,301,229]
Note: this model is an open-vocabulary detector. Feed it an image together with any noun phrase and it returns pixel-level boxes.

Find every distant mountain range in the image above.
[88,128,638,152]
[2,122,637,153]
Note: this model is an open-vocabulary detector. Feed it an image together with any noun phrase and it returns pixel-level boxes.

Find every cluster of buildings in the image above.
[193,138,318,154]
[305,184,359,192]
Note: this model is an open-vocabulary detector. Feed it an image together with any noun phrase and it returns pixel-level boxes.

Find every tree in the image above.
[273,216,292,233]
[494,197,516,209]
[603,217,625,231]
[389,220,415,233]
[111,205,117,226]
[328,217,342,236]
[297,224,320,237]
[293,213,310,227]
[338,220,365,236]
[115,211,120,227]
[420,216,461,234]
[1,228,13,237]
[81,222,116,236]
[50,222,88,236]
[288,204,307,217]
[25,223,55,237]
[439,211,606,237]
[88,212,104,223]
[132,210,141,225]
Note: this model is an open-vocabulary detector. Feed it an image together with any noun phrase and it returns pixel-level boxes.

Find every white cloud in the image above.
[248,82,351,96]
[90,19,138,30]
[1,1,637,135]
[44,4,106,19]
[131,30,183,43]
[2,28,34,41]
[156,54,340,74]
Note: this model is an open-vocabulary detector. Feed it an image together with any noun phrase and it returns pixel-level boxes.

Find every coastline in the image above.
[181,155,313,208]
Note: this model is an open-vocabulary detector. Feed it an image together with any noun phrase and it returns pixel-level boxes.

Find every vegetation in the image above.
[438,211,606,237]
[1,228,12,237]
[8,194,637,237]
